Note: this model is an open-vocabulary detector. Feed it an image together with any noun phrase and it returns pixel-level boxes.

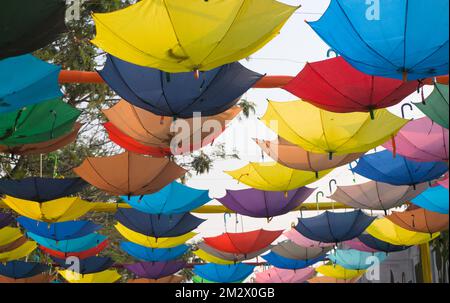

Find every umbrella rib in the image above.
[132,161,174,195]
[84,158,124,194]
[128,97,166,142]
[408,40,449,71]
[401,0,409,72]
[331,113,375,153]
[434,84,449,105]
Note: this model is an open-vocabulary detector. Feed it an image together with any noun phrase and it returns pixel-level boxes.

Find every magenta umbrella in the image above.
[254,267,315,283]
[284,229,334,249]
[384,117,449,162]
[342,240,379,253]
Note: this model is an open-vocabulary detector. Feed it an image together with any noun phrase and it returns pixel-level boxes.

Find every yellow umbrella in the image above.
[316,264,365,280]
[225,162,331,192]
[92,0,298,72]
[0,241,37,262]
[0,227,22,246]
[114,223,196,248]
[58,269,121,283]
[2,196,94,223]
[261,101,408,157]
[193,249,234,265]
[366,218,440,246]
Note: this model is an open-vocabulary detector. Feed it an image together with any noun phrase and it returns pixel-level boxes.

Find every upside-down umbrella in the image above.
[315,264,365,280]
[295,210,375,244]
[383,117,449,162]
[193,263,255,283]
[387,208,449,234]
[353,150,449,187]
[192,275,233,284]
[327,249,386,270]
[104,100,241,156]
[92,0,297,73]
[120,242,189,262]
[255,267,315,283]
[308,276,360,284]
[39,239,109,260]
[225,162,331,192]
[358,234,410,253]
[124,261,186,280]
[437,175,449,189]
[308,0,449,80]
[262,252,325,270]
[52,256,114,275]
[366,218,440,246]
[0,227,23,246]
[58,269,121,283]
[122,181,211,215]
[342,239,379,253]
[411,186,449,214]
[0,213,13,229]
[193,242,271,265]
[99,55,261,118]
[74,152,186,196]
[27,232,107,253]
[0,0,66,60]
[0,241,37,262]
[271,240,331,261]
[329,181,429,211]
[203,229,282,255]
[255,137,363,173]
[284,229,335,248]
[261,101,408,157]
[0,98,81,146]
[0,261,49,279]
[2,196,94,223]
[414,84,449,129]
[283,56,420,115]
[217,187,315,219]
[0,237,27,255]
[0,273,53,283]
[17,217,101,241]
[128,275,183,284]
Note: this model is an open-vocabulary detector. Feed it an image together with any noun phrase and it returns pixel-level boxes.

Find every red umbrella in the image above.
[39,240,108,260]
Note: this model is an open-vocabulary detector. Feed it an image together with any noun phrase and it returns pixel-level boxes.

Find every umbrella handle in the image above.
[316,191,324,211]
[401,103,414,119]
[328,179,337,195]
[223,213,232,231]
[327,49,339,58]
[348,161,358,183]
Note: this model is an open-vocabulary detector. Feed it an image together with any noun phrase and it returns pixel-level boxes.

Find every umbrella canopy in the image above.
[217,187,315,219]
[283,56,419,114]
[353,150,449,186]
[383,117,449,162]
[262,252,324,270]
[225,162,331,192]
[58,269,121,283]
[52,256,114,275]
[315,264,365,280]
[0,261,49,279]
[329,181,429,211]
[27,232,107,253]
[193,263,255,283]
[271,240,331,261]
[128,275,183,284]
[120,242,188,262]
[122,181,211,215]
[366,218,440,246]
[437,175,449,189]
[0,177,87,202]
[0,98,81,146]
[39,239,108,260]
[0,241,37,263]
[327,249,387,270]
[308,276,360,283]
[255,137,363,172]
[295,210,376,244]
[342,239,379,253]
[74,152,186,196]
[0,213,13,229]
[0,54,62,113]
[17,217,101,241]
[411,186,449,214]
[92,0,297,73]
[0,237,27,254]
[0,0,66,60]
[124,261,186,279]
[387,208,449,234]
[261,101,408,157]
[284,229,335,248]
[104,100,241,156]
[115,209,204,238]
[308,0,449,80]
[0,273,53,283]
[2,196,94,223]
[254,267,315,283]
[358,234,410,253]
[99,55,261,117]
[0,227,23,246]
[414,84,449,129]
[203,229,282,255]
[193,242,271,265]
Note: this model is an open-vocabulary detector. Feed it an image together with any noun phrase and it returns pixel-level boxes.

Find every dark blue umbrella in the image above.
[98,55,263,118]
[358,234,411,253]
[51,256,114,274]
[0,177,87,202]
[295,210,375,244]
[114,209,205,238]
[124,261,186,279]
[17,217,101,241]
[353,150,449,186]
[0,261,49,279]
[193,263,255,283]
[262,252,324,270]
[0,213,13,229]
[120,242,188,262]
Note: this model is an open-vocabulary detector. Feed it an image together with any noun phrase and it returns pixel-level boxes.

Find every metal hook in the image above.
[328,179,337,195]
[401,103,414,119]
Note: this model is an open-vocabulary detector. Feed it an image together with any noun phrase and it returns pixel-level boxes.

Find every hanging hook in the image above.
[328,179,337,195]
[348,161,358,183]
[316,191,324,211]
[401,103,414,119]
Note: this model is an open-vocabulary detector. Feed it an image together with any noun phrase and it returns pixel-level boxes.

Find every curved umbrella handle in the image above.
[401,103,414,119]
[316,191,324,211]
[348,161,358,183]
[327,49,339,58]
[328,179,337,195]
[223,213,232,231]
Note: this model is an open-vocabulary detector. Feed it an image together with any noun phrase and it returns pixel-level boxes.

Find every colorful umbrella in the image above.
[0,237,27,254]
[58,269,121,283]
[0,227,23,246]
[52,256,114,275]
[387,208,449,234]
[120,242,189,262]
[254,267,315,283]
[27,232,107,253]
[39,239,108,260]
[295,210,375,244]
[128,275,183,284]
[358,234,410,253]
[99,55,261,117]
[74,152,186,196]
[192,275,236,284]
[0,241,37,263]
[92,0,297,73]
[284,229,335,249]
[411,186,449,214]
[0,213,13,229]
[193,263,255,283]
[193,242,271,265]
[437,175,449,189]
[342,239,379,253]
[315,264,365,280]
[353,150,449,186]
[327,249,386,270]
[261,101,407,157]
[414,84,449,129]
[307,276,360,284]
[271,240,331,261]
[308,0,449,80]
[262,252,324,270]
[124,261,186,279]
[217,187,315,219]
[0,273,53,283]
[0,261,49,279]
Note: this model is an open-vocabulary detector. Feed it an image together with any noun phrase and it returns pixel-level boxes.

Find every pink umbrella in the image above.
[383,117,449,162]
[254,267,315,283]
[342,240,379,253]
[436,175,449,189]
[284,229,334,249]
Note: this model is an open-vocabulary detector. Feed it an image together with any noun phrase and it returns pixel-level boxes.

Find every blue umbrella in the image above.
[358,234,411,253]
[411,185,449,214]
[17,217,101,241]
[295,210,375,244]
[27,232,106,253]
[0,261,49,279]
[0,54,62,113]
[114,209,204,238]
[327,249,387,270]
[0,213,13,229]
[193,263,255,283]
[353,150,448,186]
[51,256,114,274]
[98,54,263,118]
[262,252,324,270]
[122,182,211,215]
[308,0,449,80]
[0,177,87,202]
[120,242,189,262]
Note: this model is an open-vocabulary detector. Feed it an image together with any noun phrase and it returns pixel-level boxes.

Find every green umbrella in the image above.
[414,84,449,129]
[0,99,81,146]
[192,275,243,284]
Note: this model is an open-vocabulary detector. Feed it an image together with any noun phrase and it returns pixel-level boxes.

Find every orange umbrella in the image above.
[387,208,449,234]
[127,275,184,283]
[74,152,186,196]
[0,273,54,283]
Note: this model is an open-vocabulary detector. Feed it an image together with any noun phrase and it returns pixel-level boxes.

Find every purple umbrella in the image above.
[124,261,186,279]
[217,187,315,219]
[0,213,13,229]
